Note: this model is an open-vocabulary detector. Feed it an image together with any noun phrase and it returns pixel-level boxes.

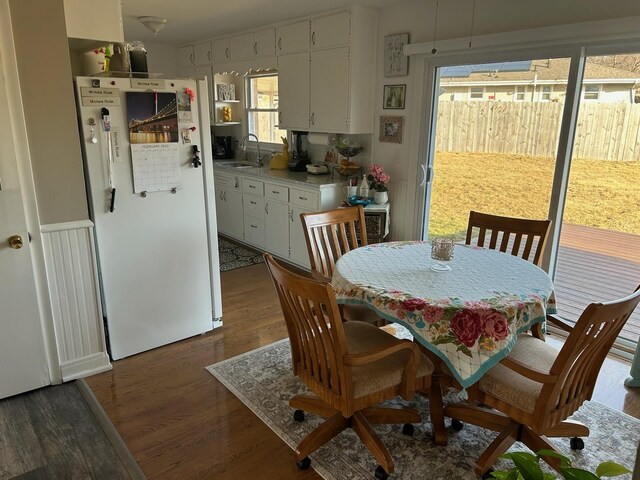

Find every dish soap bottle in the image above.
[359,174,370,198]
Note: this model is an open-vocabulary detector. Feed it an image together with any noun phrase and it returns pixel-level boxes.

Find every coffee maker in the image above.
[288,131,310,172]
[213,135,234,159]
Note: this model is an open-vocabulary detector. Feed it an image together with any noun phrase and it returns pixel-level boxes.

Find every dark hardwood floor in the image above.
[85,262,640,480]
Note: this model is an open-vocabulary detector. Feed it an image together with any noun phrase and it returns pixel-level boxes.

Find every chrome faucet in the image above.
[240,133,262,166]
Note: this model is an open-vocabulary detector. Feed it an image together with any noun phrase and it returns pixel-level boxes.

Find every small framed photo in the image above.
[384,33,409,77]
[379,115,404,143]
[383,84,406,109]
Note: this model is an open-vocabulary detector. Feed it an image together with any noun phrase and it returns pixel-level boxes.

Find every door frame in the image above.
[0,0,59,383]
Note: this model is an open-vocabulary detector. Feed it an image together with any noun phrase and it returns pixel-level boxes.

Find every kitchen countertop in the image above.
[213,162,344,189]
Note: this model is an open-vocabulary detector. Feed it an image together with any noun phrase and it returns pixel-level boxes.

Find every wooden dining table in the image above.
[332,240,557,444]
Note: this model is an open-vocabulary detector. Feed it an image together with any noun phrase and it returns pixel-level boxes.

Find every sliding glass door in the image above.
[553,53,640,351]
[421,48,640,350]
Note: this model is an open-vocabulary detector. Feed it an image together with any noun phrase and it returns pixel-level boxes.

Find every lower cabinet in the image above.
[289,206,311,268]
[216,187,243,240]
[265,200,290,259]
[214,169,340,268]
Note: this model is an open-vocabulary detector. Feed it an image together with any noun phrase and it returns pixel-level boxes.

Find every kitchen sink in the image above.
[215,161,256,169]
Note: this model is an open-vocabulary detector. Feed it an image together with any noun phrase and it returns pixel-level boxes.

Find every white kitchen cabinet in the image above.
[194,41,212,65]
[178,45,195,75]
[277,52,310,130]
[212,38,230,64]
[244,217,265,248]
[254,28,276,58]
[64,0,124,48]
[311,12,350,50]
[276,21,310,55]
[289,206,311,268]
[276,8,377,134]
[265,200,290,259]
[216,187,243,240]
[310,47,349,133]
[230,33,254,62]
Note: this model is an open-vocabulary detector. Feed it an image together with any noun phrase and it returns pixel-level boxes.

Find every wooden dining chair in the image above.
[264,253,436,480]
[465,210,551,267]
[300,206,381,325]
[443,285,640,478]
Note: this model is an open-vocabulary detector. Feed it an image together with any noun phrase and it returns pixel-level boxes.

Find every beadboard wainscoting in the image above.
[41,221,111,381]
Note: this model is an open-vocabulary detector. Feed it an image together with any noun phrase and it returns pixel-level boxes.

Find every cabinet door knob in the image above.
[225,47,229,59]
[311,31,316,46]
[310,112,315,125]
[254,41,258,55]
[190,53,194,64]
[278,37,282,50]
[7,234,23,249]
[208,50,211,62]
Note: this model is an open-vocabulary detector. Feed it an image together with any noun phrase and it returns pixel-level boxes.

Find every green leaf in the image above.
[536,449,571,469]
[542,474,557,480]
[560,467,600,480]
[595,461,631,477]
[501,452,543,480]
[431,335,457,345]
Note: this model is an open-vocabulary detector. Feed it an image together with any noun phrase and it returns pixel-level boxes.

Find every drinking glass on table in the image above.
[431,238,455,272]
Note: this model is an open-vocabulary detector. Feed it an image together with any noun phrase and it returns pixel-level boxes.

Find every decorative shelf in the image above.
[215,100,240,103]
[212,122,242,126]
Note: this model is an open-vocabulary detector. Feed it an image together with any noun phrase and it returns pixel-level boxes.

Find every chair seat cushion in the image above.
[343,322,433,399]
[342,303,381,324]
[478,334,558,413]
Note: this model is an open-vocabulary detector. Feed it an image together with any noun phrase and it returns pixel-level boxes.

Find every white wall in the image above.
[371,0,640,240]
[144,42,178,77]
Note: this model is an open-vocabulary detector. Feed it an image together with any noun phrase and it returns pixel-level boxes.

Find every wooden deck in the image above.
[554,223,640,341]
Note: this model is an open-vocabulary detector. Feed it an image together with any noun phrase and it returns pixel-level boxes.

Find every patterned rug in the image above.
[218,236,264,272]
[207,339,639,480]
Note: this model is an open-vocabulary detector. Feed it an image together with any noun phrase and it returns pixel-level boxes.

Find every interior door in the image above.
[0,42,49,399]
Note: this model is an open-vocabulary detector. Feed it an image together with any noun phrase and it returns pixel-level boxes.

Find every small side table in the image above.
[362,203,390,243]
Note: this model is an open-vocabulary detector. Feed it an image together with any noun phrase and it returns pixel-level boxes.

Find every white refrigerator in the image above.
[75,76,222,360]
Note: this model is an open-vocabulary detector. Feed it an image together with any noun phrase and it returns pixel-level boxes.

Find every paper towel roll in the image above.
[307,133,330,145]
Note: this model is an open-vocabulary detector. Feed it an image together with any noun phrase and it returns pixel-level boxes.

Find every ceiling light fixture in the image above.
[139,16,167,35]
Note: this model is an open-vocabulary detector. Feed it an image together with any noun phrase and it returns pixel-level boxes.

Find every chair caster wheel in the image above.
[374,465,389,480]
[402,423,414,436]
[570,437,585,450]
[296,457,311,469]
[451,419,464,431]
[481,468,495,479]
[293,409,305,422]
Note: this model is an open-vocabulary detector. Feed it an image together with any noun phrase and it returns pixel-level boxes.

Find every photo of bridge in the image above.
[126,92,178,144]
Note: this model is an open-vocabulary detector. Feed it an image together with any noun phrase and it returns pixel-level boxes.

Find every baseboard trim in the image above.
[61,352,112,381]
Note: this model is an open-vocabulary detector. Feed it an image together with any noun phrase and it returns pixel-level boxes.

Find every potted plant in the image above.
[367,164,390,205]
[490,450,630,480]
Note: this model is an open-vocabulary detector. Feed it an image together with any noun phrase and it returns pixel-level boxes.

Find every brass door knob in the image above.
[8,234,23,249]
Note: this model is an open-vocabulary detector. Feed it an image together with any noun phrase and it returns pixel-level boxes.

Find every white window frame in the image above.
[540,85,552,101]
[469,86,484,100]
[583,84,601,101]
[514,85,527,101]
[244,73,281,149]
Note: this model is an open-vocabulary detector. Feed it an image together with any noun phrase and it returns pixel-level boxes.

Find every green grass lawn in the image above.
[428,152,640,240]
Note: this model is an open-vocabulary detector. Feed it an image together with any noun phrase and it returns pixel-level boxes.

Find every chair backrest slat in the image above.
[301,206,368,279]
[264,254,350,397]
[537,286,640,425]
[465,210,551,266]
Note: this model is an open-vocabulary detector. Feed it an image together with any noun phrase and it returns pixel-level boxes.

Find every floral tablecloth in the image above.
[332,241,557,388]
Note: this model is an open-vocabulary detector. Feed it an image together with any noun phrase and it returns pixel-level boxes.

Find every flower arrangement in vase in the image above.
[367,164,390,205]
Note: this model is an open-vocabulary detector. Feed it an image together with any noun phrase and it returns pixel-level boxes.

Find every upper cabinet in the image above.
[212,38,231,64]
[311,12,350,50]
[194,42,212,65]
[254,28,276,58]
[229,33,254,62]
[277,8,377,134]
[64,0,124,49]
[276,21,310,55]
[178,45,195,76]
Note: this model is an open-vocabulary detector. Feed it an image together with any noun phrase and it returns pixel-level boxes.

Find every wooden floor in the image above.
[0,382,136,479]
[85,262,640,480]
[555,223,640,340]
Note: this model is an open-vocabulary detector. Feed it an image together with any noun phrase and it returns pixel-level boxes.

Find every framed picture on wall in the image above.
[383,84,406,109]
[384,33,409,77]
[379,115,404,143]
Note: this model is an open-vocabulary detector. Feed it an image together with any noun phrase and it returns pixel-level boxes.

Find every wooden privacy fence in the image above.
[436,101,640,161]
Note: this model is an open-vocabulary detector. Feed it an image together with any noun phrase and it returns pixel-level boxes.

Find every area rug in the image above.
[218,236,264,272]
[207,339,639,480]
